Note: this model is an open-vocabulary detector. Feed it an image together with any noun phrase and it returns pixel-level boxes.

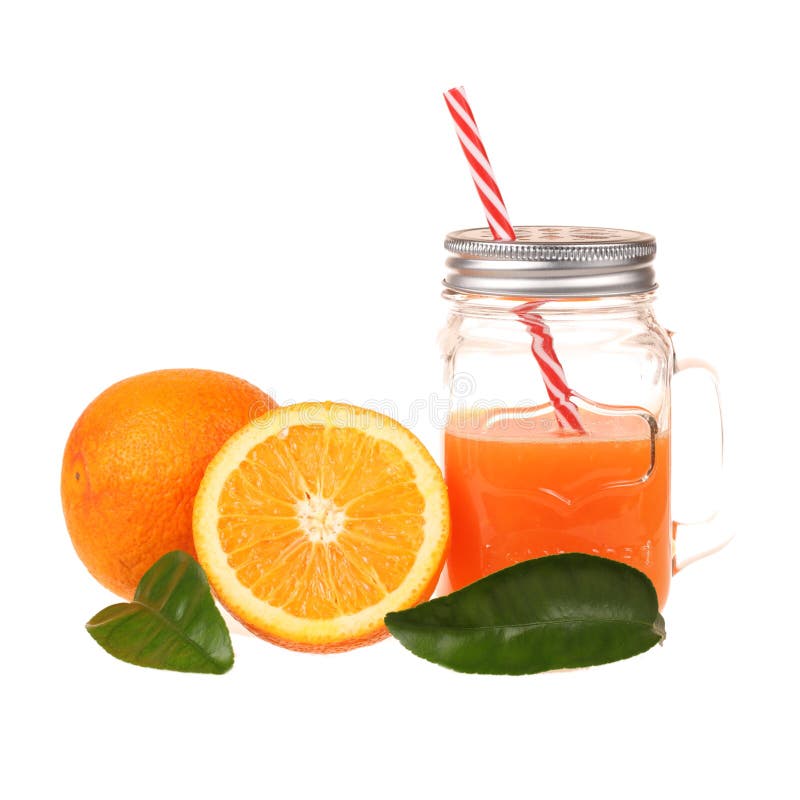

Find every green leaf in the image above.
[385,554,665,675]
[86,551,234,674]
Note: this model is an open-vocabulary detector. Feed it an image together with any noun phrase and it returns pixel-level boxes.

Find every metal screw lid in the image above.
[444,226,657,297]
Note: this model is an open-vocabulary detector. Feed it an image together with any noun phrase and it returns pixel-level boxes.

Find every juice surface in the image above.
[444,409,671,608]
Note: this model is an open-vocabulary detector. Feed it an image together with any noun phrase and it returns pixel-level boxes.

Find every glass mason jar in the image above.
[439,226,723,608]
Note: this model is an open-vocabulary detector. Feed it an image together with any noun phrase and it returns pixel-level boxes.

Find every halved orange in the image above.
[193,402,450,652]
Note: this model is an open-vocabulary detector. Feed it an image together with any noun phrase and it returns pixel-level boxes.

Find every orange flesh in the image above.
[444,410,671,608]
[216,425,426,619]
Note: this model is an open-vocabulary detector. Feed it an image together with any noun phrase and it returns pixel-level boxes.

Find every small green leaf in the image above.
[86,551,234,674]
[385,554,665,675]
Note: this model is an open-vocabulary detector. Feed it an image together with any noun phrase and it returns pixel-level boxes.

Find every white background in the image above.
[1,1,798,797]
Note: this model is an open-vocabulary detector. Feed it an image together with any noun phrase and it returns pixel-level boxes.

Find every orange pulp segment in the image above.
[193,402,450,652]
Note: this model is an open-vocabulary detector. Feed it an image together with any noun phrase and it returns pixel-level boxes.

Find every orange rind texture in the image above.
[61,369,275,598]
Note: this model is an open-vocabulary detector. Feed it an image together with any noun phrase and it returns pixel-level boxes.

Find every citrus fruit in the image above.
[193,402,450,652]
[61,369,276,599]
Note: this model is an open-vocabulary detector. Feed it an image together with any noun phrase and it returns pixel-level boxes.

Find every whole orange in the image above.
[61,369,276,599]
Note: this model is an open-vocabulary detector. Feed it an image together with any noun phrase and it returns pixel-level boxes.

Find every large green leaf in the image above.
[86,551,234,674]
[385,554,665,674]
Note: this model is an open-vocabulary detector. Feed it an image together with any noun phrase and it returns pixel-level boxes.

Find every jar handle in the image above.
[672,356,731,572]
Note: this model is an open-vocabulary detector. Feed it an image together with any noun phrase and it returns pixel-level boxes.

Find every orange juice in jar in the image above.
[445,409,671,605]
[440,227,722,608]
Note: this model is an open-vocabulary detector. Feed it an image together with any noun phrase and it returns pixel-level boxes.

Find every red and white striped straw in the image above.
[514,301,585,433]
[443,86,584,434]
[443,87,515,241]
